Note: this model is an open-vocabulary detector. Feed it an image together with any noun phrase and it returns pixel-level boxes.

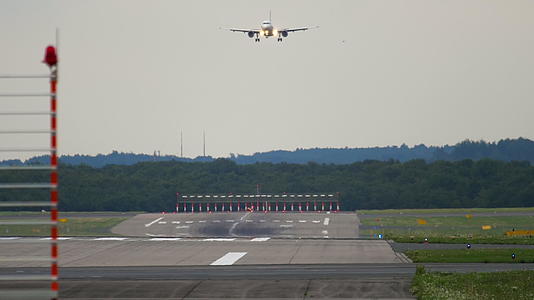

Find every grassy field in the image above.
[359,208,534,244]
[0,216,128,236]
[412,267,534,300]
[406,249,534,263]
[358,207,534,215]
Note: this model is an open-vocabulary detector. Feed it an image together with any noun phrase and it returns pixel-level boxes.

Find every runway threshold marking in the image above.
[210,252,247,265]
[323,217,330,226]
[145,217,164,227]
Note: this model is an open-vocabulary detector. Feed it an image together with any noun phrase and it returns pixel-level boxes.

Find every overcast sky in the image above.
[1,0,533,160]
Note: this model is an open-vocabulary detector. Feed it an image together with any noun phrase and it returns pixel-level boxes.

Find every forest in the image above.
[0,158,532,212]
[2,138,532,167]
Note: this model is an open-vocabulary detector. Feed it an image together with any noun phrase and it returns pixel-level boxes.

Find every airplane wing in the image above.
[224,28,260,33]
[280,26,319,33]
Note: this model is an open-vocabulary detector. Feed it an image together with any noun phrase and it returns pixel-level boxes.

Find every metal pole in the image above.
[49,66,59,296]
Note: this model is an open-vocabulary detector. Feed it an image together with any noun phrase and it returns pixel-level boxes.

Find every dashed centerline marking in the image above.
[312,220,321,223]
[273,220,280,223]
[176,225,190,229]
[94,237,128,241]
[251,237,270,242]
[286,220,293,223]
[203,238,235,242]
[210,252,247,265]
[171,221,180,224]
[323,218,330,226]
[185,221,194,224]
[158,221,167,224]
[149,238,182,241]
[299,220,307,223]
[145,217,164,227]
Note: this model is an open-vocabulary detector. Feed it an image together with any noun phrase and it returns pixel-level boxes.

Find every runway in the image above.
[4,264,534,299]
[0,237,403,267]
[112,211,359,238]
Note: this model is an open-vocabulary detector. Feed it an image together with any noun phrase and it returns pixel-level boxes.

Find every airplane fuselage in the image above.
[260,21,275,37]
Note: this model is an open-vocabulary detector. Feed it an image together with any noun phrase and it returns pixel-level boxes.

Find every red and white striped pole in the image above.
[48,50,59,296]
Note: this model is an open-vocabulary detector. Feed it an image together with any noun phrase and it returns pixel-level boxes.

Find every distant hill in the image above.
[1,138,532,167]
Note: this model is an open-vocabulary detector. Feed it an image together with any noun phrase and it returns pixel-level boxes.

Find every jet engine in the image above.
[281,31,288,37]
[248,31,255,38]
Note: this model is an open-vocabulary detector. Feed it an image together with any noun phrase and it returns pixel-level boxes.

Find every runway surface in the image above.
[0,237,403,267]
[6,212,531,298]
[113,211,359,238]
[4,264,534,299]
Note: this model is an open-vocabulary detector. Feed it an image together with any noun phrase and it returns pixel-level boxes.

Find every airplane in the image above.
[223,12,317,42]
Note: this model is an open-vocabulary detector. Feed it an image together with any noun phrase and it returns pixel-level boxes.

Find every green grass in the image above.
[406,249,534,263]
[360,214,534,244]
[358,207,534,215]
[0,217,128,236]
[412,267,534,300]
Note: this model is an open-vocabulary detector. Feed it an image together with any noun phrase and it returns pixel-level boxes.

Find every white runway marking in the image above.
[203,238,235,242]
[280,224,294,228]
[94,237,128,241]
[245,220,253,223]
[324,236,329,238]
[273,220,280,223]
[322,230,328,235]
[212,220,221,223]
[323,218,330,226]
[259,220,266,223]
[210,252,247,266]
[251,237,270,242]
[286,220,294,223]
[299,220,307,223]
[171,221,180,224]
[176,226,190,229]
[0,237,21,240]
[185,221,194,224]
[312,220,320,223]
[149,238,181,241]
[225,220,235,222]
[199,220,206,223]
[40,237,71,240]
[145,217,164,227]
[158,221,167,224]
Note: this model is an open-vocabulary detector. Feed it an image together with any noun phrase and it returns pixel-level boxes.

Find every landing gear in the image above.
[255,33,260,42]
[277,37,283,42]
[255,38,260,42]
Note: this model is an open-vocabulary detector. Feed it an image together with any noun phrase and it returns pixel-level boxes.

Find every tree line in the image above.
[0,158,532,212]
[2,138,533,167]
